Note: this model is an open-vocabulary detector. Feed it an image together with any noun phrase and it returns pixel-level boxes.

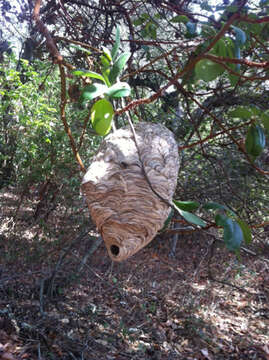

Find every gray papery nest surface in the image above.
[81,122,179,261]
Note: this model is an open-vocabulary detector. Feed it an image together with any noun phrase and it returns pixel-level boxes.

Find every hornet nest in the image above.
[81,122,179,261]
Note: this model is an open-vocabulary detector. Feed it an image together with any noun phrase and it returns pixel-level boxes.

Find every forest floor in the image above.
[0,188,269,360]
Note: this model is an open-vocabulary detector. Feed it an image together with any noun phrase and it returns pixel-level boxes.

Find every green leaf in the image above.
[225,5,239,13]
[160,209,174,232]
[236,218,252,245]
[133,18,145,26]
[105,82,131,98]
[133,13,150,26]
[203,202,236,216]
[195,59,225,82]
[146,22,157,39]
[228,73,240,87]
[69,44,91,55]
[101,55,111,86]
[80,83,108,102]
[101,54,110,69]
[91,99,114,136]
[203,202,228,211]
[213,39,227,57]
[229,106,252,119]
[234,43,241,70]
[245,124,266,157]
[216,215,243,251]
[232,26,247,46]
[102,46,112,62]
[186,21,197,37]
[109,52,131,84]
[72,69,106,83]
[174,203,206,228]
[173,200,200,212]
[261,112,269,131]
[112,25,121,62]
[171,15,189,24]
[200,2,212,11]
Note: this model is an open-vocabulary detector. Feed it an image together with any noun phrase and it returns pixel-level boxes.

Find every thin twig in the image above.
[33,0,63,63]
[59,63,86,173]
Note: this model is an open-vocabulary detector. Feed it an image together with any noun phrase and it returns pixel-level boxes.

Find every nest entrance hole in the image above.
[110,244,120,256]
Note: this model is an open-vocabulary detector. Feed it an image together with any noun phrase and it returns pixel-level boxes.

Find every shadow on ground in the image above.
[0,189,268,359]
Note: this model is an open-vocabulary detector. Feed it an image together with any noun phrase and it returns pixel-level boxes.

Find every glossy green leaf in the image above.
[72,69,106,83]
[213,39,227,57]
[174,203,206,228]
[105,82,131,98]
[236,218,252,245]
[101,55,111,86]
[229,107,252,119]
[200,2,212,11]
[203,202,236,216]
[186,21,196,34]
[80,83,108,102]
[146,22,157,39]
[203,202,228,211]
[261,112,269,131]
[171,15,189,24]
[245,124,266,157]
[216,214,243,251]
[195,59,225,82]
[133,13,150,26]
[228,73,240,87]
[232,26,247,46]
[161,209,174,232]
[69,44,91,55]
[173,200,200,212]
[101,55,110,69]
[112,25,120,61]
[91,99,114,136]
[109,52,131,84]
[102,46,112,62]
[234,43,241,70]
[224,38,240,85]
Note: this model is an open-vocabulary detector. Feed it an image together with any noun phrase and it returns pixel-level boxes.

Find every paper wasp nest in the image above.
[81,122,179,261]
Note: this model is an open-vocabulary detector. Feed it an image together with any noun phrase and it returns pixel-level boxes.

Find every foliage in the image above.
[0,0,269,254]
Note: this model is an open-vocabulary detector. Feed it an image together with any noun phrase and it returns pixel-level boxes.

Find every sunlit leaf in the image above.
[171,15,189,24]
[173,200,200,212]
[203,202,236,217]
[69,44,91,55]
[261,112,269,131]
[109,52,131,84]
[195,59,225,82]
[112,25,121,61]
[236,218,252,245]
[102,46,112,62]
[232,26,247,46]
[91,99,114,136]
[80,83,108,102]
[105,82,131,98]
[173,202,206,227]
[229,107,252,119]
[245,124,266,157]
[72,69,106,83]
[216,214,243,251]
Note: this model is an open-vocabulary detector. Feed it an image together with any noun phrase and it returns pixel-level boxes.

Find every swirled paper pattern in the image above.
[81,123,179,261]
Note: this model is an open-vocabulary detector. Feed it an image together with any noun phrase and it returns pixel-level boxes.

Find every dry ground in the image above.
[0,189,269,360]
